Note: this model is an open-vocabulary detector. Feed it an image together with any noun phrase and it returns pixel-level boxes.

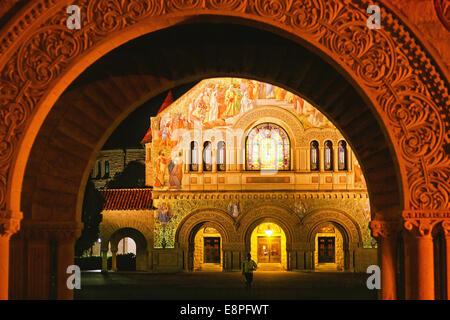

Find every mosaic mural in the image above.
[150,78,336,190]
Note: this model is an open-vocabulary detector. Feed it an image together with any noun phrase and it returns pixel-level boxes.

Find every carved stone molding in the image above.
[0,210,22,237]
[18,220,83,241]
[434,0,450,31]
[175,209,238,246]
[0,0,448,217]
[403,218,439,238]
[442,220,450,237]
[237,204,300,244]
[370,220,401,238]
[301,208,362,244]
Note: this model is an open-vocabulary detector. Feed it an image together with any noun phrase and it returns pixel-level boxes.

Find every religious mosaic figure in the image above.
[229,201,241,218]
[157,203,172,225]
[155,151,169,188]
[168,150,183,189]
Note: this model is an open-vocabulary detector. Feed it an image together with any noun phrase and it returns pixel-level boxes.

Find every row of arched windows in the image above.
[310,140,348,171]
[190,141,226,172]
[187,123,348,172]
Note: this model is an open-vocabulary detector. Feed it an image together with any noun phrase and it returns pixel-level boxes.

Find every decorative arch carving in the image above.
[237,204,301,250]
[233,105,304,149]
[0,0,447,222]
[301,209,363,248]
[175,209,238,249]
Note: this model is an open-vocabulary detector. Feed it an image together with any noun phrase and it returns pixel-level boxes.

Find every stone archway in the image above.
[106,227,148,272]
[0,0,447,299]
[238,204,299,271]
[175,209,238,271]
[301,208,363,271]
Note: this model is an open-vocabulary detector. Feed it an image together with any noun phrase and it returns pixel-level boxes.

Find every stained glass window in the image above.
[324,140,333,171]
[246,123,290,170]
[338,140,347,171]
[310,141,319,171]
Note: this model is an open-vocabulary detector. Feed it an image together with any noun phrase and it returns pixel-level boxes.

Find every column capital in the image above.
[0,210,23,237]
[402,210,450,237]
[370,220,401,238]
[441,220,450,237]
[20,220,83,241]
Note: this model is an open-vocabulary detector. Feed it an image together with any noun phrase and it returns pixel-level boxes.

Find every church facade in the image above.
[98,78,377,273]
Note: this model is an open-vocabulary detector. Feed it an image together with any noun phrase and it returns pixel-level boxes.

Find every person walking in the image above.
[242,253,258,289]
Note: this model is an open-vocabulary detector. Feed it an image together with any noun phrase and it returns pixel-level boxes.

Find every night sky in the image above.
[102,82,197,150]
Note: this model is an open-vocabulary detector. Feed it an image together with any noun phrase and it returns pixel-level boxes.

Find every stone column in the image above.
[370,220,400,300]
[212,146,217,173]
[333,147,338,172]
[403,217,437,300]
[111,250,118,272]
[56,227,81,300]
[306,148,311,171]
[443,221,450,300]
[101,250,108,273]
[16,221,82,300]
[0,210,22,300]
[319,146,324,172]
[305,250,314,270]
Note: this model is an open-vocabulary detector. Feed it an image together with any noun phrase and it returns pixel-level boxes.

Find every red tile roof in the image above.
[141,91,174,144]
[100,188,153,210]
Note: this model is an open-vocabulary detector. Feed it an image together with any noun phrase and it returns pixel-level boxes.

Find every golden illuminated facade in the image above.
[99,78,376,273]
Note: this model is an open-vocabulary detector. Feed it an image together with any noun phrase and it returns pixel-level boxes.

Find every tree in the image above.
[75,180,104,257]
[106,161,146,188]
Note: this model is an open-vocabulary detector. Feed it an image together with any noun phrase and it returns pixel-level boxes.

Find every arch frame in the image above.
[238,204,300,252]
[175,208,238,249]
[0,0,447,221]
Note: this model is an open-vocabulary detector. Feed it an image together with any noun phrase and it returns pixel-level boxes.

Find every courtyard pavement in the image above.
[74,271,378,300]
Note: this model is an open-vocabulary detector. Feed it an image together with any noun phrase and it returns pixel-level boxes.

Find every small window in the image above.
[217,141,226,171]
[324,141,333,171]
[203,141,212,171]
[310,141,319,171]
[104,161,110,178]
[338,141,347,171]
[190,141,198,171]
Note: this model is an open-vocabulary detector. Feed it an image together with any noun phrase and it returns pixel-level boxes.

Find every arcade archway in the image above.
[0,1,448,300]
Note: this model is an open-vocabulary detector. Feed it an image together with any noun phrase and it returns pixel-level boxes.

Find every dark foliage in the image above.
[106,161,145,188]
[75,180,104,256]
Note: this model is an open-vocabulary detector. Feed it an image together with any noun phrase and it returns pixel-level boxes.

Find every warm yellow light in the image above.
[265,225,273,237]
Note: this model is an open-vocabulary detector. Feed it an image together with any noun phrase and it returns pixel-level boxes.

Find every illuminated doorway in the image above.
[314,224,344,271]
[250,222,287,270]
[193,227,223,271]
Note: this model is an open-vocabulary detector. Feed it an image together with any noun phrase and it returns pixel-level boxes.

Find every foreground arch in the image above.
[0,0,448,299]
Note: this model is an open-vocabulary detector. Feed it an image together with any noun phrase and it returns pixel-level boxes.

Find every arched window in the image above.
[190,141,198,171]
[246,123,290,171]
[338,141,347,171]
[324,140,333,171]
[104,161,110,178]
[203,141,212,171]
[310,141,319,171]
[217,141,226,171]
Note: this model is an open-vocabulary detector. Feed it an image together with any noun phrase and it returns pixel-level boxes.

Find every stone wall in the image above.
[92,148,145,189]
